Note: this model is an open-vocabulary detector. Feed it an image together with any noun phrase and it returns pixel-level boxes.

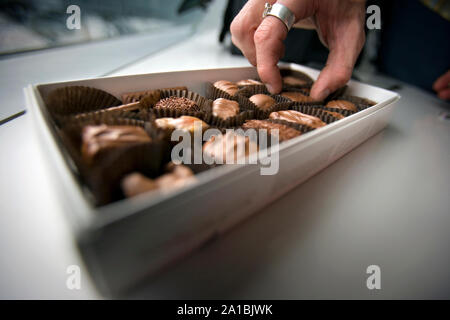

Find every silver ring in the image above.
[262,2,296,31]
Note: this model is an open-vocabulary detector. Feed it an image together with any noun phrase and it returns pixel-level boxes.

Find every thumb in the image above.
[310,27,365,101]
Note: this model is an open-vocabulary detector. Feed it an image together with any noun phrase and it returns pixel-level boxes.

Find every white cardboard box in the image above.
[24,63,400,296]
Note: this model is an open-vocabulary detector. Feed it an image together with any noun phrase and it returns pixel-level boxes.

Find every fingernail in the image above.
[319,88,331,101]
[266,84,275,94]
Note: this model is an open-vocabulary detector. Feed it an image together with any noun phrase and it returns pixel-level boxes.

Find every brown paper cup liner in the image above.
[319,106,355,117]
[236,85,294,119]
[47,86,122,117]
[288,104,341,124]
[148,89,211,118]
[88,141,165,206]
[280,67,315,89]
[60,115,166,206]
[121,86,188,104]
[324,86,348,102]
[55,102,154,126]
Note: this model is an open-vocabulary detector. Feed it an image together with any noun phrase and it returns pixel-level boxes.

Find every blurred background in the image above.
[0,0,207,55]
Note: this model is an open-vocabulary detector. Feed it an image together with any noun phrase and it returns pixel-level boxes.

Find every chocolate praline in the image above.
[213,80,239,96]
[212,98,240,120]
[81,125,151,165]
[249,94,276,111]
[203,132,259,163]
[242,120,302,142]
[236,79,263,87]
[121,164,195,197]
[269,110,326,128]
[282,76,310,87]
[155,116,209,133]
[326,100,357,112]
[281,91,315,103]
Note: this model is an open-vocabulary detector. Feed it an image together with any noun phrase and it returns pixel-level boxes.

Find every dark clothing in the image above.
[378,0,450,91]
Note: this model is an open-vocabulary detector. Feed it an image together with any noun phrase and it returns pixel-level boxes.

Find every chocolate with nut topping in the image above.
[154,96,201,112]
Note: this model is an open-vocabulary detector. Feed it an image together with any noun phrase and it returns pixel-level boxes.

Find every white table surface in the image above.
[1,21,449,299]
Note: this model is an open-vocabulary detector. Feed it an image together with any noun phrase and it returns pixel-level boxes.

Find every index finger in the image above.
[254,16,288,94]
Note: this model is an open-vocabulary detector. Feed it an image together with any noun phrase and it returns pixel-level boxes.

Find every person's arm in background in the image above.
[433,70,450,101]
[230,0,366,101]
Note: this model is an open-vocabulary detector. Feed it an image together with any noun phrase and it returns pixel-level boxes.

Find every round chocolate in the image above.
[249,94,276,111]
[269,110,326,128]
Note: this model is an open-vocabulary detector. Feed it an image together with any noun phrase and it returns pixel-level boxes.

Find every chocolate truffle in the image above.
[281,91,315,103]
[242,120,302,142]
[326,100,357,112]
[203,132,259,163]
[213,80,239,96]
[154,96,201,112]
[236,79,263,86]
[249,94,276,111]
[269,110,326,128]
[212,98,240,120]
[282,76,310,87]
[155,116,209,133]
[81,125,151,165]
[121,164,195,197]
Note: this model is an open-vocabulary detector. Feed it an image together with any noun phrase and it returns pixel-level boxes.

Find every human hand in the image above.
[230,0,366,101]
[432,70,450,101]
